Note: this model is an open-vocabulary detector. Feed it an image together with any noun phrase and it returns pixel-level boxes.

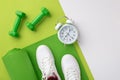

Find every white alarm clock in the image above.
[55,19,78,44]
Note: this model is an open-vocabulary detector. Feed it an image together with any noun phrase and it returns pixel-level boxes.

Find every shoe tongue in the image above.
[47,72,58,80]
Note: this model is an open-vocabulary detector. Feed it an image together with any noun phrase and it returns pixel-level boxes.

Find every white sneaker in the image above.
[61,54,81,80]
[36,45,61,80]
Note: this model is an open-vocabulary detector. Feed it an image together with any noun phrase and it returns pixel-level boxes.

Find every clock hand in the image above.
[63,33,68,40]
[67,33,74,39]
[68,27,71,32]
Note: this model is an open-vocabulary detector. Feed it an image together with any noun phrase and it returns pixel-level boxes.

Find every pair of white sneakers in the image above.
[36,45,81,80]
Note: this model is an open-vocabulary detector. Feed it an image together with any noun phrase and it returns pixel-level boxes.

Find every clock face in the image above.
[58,24,78,44]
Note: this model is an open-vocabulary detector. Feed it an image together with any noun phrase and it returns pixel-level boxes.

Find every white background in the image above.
[59,0,120,80]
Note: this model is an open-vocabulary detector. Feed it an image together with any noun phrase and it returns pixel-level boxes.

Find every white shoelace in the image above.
[66,68,79,80]
[41,57,54,80]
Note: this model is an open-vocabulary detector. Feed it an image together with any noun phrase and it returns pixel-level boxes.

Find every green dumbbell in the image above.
[9,11,26,37]
[26,7,50,31]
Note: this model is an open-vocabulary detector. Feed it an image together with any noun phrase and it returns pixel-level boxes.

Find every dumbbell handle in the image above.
[31,12,45,26]
[13,17,22,32]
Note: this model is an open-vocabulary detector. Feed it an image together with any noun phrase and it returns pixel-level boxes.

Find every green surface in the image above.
[0,0,65,79]
[0,0,93,80]
[3,34,89,80]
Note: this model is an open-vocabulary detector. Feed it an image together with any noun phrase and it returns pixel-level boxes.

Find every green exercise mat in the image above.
[3,34,90,80]
[2,49,38,80]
